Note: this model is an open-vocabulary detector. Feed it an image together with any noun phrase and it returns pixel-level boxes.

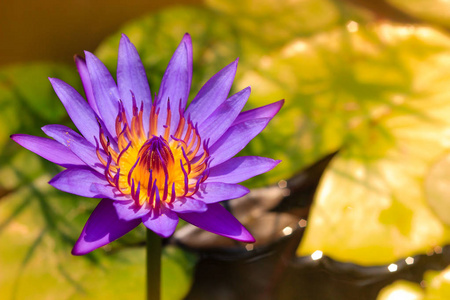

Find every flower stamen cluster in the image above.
[97,97,209,208]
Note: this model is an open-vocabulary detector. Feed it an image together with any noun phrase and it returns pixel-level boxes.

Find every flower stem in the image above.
[146,228,162,300]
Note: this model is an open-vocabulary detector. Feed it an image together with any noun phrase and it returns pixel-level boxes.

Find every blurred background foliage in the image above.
[2,0,450,299]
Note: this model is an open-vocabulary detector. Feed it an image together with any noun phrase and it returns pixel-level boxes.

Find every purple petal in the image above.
[11,134,84,167]
[207,156,280,184]
[233,99,284,125]
[191,182,249,204]
[117,34,151,134]
[208,118,271,167]
[85,51,120,138]
[90,183,131,201]
[42,124,105,172]
[142,205,179,238]
[156,33,192,135]
[179,203,255,242]
[167,198,207,213]
[49,78,100,145]
[72,199,141,255]
[186,59,238,125]
[49,167,108,198]
[113,200,151,221]
[75,55,99,115]
[198,87,250,145]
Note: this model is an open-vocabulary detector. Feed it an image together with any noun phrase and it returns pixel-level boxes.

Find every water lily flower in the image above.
[11,33,283,255]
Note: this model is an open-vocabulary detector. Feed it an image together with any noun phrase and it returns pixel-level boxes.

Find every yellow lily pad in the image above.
[294,23,450,264]
[377,265,450,300]
[377,280,424,300]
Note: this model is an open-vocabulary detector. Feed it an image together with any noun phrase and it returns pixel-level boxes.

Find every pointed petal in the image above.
[156,33,192,135]
[208,118,271,167]
[90,183,131,201]
[191,182,249,203]
[117,34,151,134]
[72,199,141,255]
[49,167,107,198]
[186,59,238,125]
[49,78,100,145]
[42,124,105,172]
[233,99,284,125]
[198,87,250,145]
[75,55,99,115]
[179,203,255,242]
[113,200,150,221]
[142,206,179,238]
[11,134,84,167]
[85,51,120,137]
[207,156,280,184]
[207,100,283,167]
[168,198,207,213]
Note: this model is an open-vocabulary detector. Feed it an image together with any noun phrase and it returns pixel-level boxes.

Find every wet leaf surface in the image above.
[377,264,450,300]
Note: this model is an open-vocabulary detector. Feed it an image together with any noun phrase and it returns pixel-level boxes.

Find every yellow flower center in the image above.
[96,99,209,207]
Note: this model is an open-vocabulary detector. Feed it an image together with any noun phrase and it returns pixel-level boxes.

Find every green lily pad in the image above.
[296,23,450,264]
[425,153,450,226]
[205,0,341,45]
[0,63,80,153]
[0,219,195,300]
[0,178,196,300]
[423,266,450,299]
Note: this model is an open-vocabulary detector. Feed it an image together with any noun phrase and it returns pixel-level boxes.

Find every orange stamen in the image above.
[96,99,209,209]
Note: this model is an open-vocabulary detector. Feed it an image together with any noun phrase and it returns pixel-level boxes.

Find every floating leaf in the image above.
[425,153,450,226]
[377,280,424,300]
[205,0,341,45]
[296,24,450,264]
[0,189,195,300]
[423,266,450,299]
[377,266,450,300]
[0,63,79,153]
[162,246,197,300]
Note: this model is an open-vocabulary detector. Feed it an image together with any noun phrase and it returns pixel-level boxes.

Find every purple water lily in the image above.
[11,33,282,255]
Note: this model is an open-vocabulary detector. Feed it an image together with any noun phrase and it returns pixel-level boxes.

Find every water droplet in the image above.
[282,226,293,236]
[311,250,323,261]
[298,219,307,228]
[278,180,287,189]
[405,257,414,265]
[346,21,359,33]
[388,263,398,272]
